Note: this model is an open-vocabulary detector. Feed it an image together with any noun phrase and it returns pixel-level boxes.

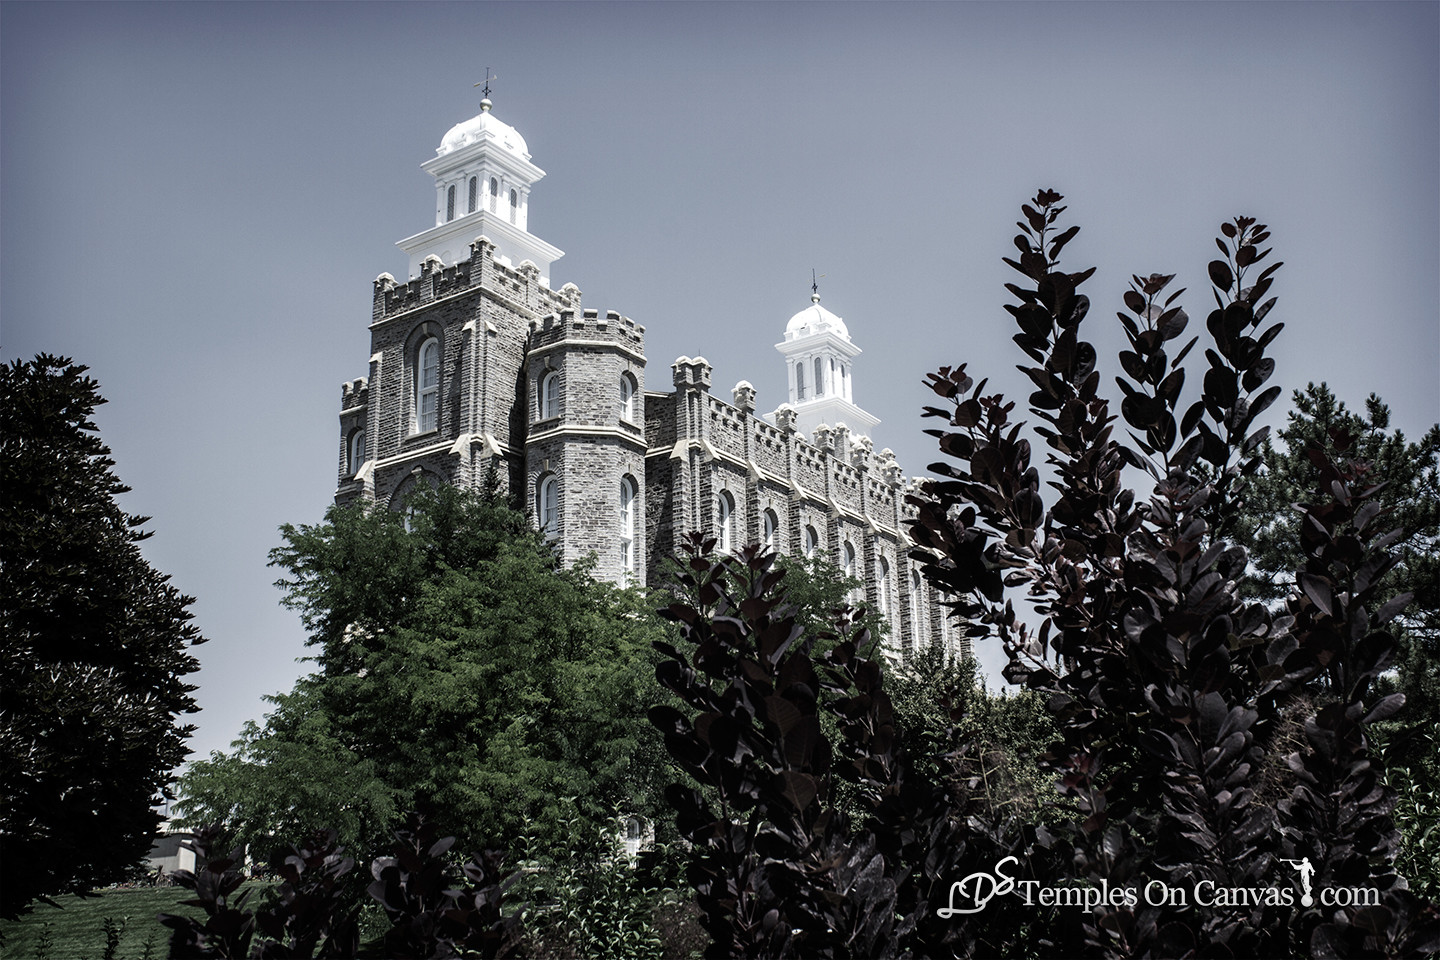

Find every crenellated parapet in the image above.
[372,237,578,324]
[528,307,645,356]
[340,377,369,409]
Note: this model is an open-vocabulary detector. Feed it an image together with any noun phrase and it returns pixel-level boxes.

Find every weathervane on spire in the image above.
[811,269,826,302]
[473,69,498,110]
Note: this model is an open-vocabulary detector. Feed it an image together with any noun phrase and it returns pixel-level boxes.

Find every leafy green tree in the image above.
[0,355,202,919]
[1233,383,1439,633]
[175,483,673,863]
[769,553,890,648]
[888,640,1058,822]
[1230,382,1440,898]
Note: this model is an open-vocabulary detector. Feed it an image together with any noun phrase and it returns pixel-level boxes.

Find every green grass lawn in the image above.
[0,885,271,960]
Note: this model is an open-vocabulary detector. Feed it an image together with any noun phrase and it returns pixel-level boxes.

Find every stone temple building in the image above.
[334,97,967,658]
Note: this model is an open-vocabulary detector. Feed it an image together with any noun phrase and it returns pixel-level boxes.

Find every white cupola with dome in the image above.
[396,96,564,284]
[769,288,879,441]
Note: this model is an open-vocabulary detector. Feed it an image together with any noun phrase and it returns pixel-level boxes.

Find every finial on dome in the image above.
[811,268,825,303]
[474,68,497,112]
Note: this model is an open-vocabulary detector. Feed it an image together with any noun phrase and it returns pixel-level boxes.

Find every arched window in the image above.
[348,427,366,476]
[538,475,558,539]
[468,176,478,213]
[541,371,560,420]
[620,476,636,579]
[910,569,924,651]
[843,542,860,602]
[489,177,498,211]
[717,491,735,554]
[416,337,440,432]
[879,556,892,616]
[763,509,778,550]
[796,362,806,400]
[814,357,824,396]
[804,524,819,558]
[509,189,518,224]
[446,184,456,222]
[619,373,637,422]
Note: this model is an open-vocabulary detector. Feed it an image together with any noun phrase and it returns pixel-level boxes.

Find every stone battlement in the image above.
[372,236,578,323]
[340,377,368,406]
[528,307,645,353]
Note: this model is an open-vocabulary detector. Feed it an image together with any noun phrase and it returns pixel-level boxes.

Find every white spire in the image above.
[396,98,564,283]
[770,289,879,440]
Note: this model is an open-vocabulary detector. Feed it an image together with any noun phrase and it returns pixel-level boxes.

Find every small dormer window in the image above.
[509,189,518,224]
[468,177,478,213]
[489,177,498,211]
[446,185,456,222]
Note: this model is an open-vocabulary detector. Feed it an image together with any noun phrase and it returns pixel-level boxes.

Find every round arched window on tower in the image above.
[620,476,636,580]
[717,491,736,554]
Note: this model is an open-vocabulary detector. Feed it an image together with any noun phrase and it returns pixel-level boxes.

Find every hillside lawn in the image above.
[0,885,266,959]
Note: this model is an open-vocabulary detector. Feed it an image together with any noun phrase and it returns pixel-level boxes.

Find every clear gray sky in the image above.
[4,1,1436,760]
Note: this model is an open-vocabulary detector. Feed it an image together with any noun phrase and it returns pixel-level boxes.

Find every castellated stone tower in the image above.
[334,97,969,658]
[525,308,647,584]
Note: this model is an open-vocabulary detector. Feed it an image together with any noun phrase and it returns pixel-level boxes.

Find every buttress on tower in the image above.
[335,97,967,659]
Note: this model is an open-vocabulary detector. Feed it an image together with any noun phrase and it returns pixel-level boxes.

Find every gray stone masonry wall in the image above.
[336,377,370,505]
[338,244,964,658]
[524,306,647,583]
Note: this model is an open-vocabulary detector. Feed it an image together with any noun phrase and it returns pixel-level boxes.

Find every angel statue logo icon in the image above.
[1280,856,1316,907]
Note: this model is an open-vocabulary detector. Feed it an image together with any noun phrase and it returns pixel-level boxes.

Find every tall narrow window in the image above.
[417,338,439,432]
[879,556,892,616]
[763,509,778,550]
[541,371,560,420]
[468,176,478,213]
[843,542,860,602]
[796,362,806,400]
[804,525,819,558]
[538,475,558,539]
[446,185,456,222]
[620,477,636,579]
[717,491,735,554]
[490,177,498,211]
[910,569,924,650]
[509,189,518,224]
[814,357,824,396]
[619,373,637,422]
[348,428,366,476]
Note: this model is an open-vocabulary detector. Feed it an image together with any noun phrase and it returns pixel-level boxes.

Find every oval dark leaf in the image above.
[1242,357,1275,392]
[1208,259,1234,291]
[1204,367,1239,407]
[1158,306,1189,341]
